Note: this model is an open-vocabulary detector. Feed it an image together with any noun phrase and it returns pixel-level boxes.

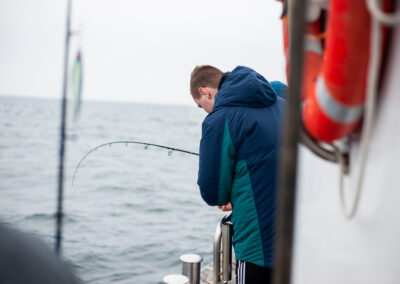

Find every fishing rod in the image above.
[72,140,199,186]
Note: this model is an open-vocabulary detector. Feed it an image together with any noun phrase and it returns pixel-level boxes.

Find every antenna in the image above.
[55,0,73,255]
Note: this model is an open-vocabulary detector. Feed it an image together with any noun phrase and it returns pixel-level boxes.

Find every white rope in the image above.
[337,0,385,219]
[367,0,400,26]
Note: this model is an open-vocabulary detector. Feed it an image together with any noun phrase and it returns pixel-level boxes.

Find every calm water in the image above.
[0,96,226,283]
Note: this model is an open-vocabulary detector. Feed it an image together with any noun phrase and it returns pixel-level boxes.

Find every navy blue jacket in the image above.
[198,66,285,267]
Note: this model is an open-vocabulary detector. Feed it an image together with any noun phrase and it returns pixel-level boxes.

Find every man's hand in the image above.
[218,202,232,211]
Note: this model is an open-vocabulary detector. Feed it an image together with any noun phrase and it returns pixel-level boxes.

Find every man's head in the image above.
[190,65,223,113]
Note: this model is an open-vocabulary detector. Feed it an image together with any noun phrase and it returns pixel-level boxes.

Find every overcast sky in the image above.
[0,0,286,105]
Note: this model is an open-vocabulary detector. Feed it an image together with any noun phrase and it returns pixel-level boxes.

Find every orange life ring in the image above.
[282,0,386,142]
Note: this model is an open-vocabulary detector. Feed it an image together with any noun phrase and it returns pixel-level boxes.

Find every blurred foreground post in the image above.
[55,0,73,255]
[274,0,307,283]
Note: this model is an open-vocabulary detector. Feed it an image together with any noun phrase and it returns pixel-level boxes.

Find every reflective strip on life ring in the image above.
[316,78,364,124]
[304,37,323,55]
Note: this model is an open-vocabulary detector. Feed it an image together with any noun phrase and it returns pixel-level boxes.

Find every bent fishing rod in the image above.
[72,140,199,186]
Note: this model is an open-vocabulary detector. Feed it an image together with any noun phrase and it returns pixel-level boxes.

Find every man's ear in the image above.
[198,87,206,97]
[198,87,212,98]
[197,87,205,96]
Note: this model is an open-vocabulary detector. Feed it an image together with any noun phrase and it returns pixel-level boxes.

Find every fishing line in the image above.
[72,141,199,186]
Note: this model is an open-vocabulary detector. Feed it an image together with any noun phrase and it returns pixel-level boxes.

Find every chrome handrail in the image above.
[213,213,233,284]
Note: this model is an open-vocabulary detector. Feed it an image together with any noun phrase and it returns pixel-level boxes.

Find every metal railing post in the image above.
[180,254,203,284]
[221,218,233,281]
[213,213,233,284]
[213,219,222,283]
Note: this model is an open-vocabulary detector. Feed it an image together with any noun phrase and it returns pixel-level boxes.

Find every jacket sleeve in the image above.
[197,117,236,206]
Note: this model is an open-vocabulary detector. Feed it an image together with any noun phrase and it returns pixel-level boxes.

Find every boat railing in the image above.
[213,213,233,284]
[163,213,233,284]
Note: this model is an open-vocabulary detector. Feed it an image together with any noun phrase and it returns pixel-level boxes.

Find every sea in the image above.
[0,96,226,284]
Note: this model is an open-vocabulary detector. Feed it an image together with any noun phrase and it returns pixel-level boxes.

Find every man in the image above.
[190,65,286,283]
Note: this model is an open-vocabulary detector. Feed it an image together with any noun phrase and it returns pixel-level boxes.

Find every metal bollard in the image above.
[180,253,203,284]
[213,213,233,284]
[163,274,190,284]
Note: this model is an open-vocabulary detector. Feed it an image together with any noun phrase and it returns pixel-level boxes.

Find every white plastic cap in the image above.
[163,274,189,284]
[179,253,203,263]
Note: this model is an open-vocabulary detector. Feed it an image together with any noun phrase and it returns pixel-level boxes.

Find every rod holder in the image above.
[213,213,233,283]
[180,253,203,284]
[163,274,189,284]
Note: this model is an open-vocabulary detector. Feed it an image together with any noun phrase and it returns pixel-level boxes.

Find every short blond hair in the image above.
[190,65,223,98]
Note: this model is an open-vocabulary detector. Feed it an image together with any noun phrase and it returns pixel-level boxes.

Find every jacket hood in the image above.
[213,66,277,111]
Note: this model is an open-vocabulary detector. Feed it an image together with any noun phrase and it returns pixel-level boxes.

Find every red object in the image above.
[282,0,380,142]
